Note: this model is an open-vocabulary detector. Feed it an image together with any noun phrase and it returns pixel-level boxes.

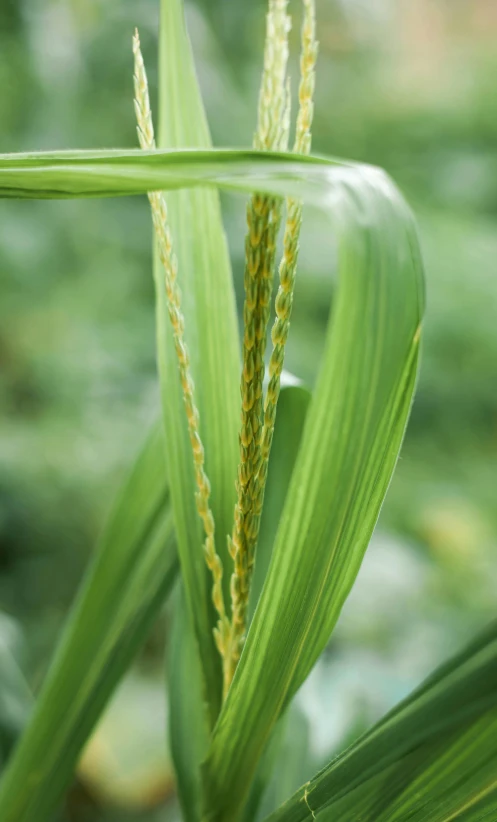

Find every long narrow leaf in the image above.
[152,0,241,724]
[0,425,178,822]
[202,165,423,817]
[257,706,313,821]
[0,633,32,760]
[243,385,312,820]
[249,385,311,617]
[264,621,497,822]
[0,147,382,201]
[169,384,311,822]
[168,588,209,822]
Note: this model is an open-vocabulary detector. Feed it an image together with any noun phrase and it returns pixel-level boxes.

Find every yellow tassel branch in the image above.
[133,0,317,701]
[224,0,291,696]
[224,0,317,696]
[132,30,230,659]
[261,0,318,482]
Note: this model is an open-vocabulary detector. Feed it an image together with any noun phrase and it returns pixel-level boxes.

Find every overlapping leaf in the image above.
[170,382,311,822]
[152,0,241,725]
[0,424,177,822]
[199,157,423,820]
[257,705,314,822]
[153,2,242,816]
[0,147,425,821]
[249,385,311,617]
[168,588,208,822]
[0,626,32,760]
[265,621,497,822]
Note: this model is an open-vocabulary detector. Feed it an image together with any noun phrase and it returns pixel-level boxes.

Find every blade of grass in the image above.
[0,424,178,822]
[199,157,423,819]
[0,147,394,202]
[0,636,32,756]
[168,385,311,822]
[264,621,497,822]
[242,714,289,822]
[242,384,312,821]
[168,587,209,822]
[134,28,230,665]
[152,0,241,725]
[153,1,242,814]
[249,384,311,617]
[257,705,313,821]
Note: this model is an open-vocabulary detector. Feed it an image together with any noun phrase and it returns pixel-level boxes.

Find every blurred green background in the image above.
[1,0,496,819]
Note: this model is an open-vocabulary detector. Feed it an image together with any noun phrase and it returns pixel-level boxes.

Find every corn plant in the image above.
[0,1,496,821]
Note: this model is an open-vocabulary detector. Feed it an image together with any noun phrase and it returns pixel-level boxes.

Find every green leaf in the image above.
[153,0,241,726]
[155,2,242,814]
[154,0,241,725]
[0,147,408,203]
[264,621,497,822]
[202,167,423,818]
[168,588,209,822]
[0,146,425,820]
[169,384,311,822]
[249,384,311,617]
[0,619,32,757]
[242,714,289,822]
[244,385,312,821]
[0,424,178,822]
[256,705,314,821]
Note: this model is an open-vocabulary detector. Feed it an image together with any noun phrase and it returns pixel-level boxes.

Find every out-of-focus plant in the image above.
[0,1,495,821]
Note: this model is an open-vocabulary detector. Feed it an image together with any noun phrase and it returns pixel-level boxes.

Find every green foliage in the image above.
[0,424,177,821]
[266,621,497,822]
[0,146,424,822]
[153,0,240,724]
[0,3,494,822]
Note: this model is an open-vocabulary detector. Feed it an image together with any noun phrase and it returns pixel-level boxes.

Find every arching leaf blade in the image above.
[201,163,424,820]
[0,425,178,822]
[264,621,497,822]
[0,147,425,822]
